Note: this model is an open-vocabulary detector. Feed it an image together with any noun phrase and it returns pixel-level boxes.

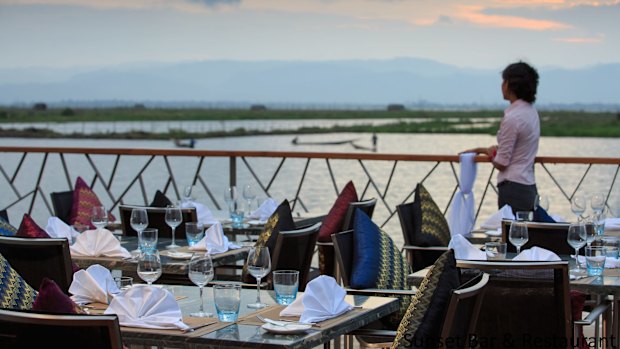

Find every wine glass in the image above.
[188,252,214,317]
[164,205,182,249]
[508,221,528,254]
[246,246,271,309]
[224,186,238,218]
[130,208,149,254]
[583,219,597,247]
[183,185,193,203]
[91,205,108,230]
[137,250,162,285]
[591,193,605,215]
[567,223,587,274]
[536,194,550,211]
[571,195,586,222]
[242,184,257,212]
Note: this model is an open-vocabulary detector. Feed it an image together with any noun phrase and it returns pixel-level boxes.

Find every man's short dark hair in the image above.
[502,61,539,103]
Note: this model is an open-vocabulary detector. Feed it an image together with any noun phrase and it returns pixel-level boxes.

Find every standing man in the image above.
[462,61,540,213]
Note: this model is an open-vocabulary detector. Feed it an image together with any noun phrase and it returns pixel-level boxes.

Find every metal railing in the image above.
[1,146,618,241]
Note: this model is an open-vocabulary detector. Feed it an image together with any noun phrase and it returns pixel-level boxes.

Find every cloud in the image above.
[185,0,241,7]
[554,34,604,43]
[456,5,570,30]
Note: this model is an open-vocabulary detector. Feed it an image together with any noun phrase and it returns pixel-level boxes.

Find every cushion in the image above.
[391,249,460,349]
[149,190,172,208]
[349,209,411,327]
[16,214,50,238]
[69,176,116,229]
[412,183,451,247]
[242,199,296,283]
[32,278,82,314]
[0,253,38,310]
[0,216,17,236]
[318,181,358,242]
[534,206,556,223]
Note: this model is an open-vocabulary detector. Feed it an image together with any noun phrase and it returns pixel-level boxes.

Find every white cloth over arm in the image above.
[448,152,477,236]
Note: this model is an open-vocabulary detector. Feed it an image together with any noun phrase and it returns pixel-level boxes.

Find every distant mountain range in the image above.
[0,58,618,110]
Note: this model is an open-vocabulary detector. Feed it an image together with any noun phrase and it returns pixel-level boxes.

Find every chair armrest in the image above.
[345,288,416,297]
[574,301,611,326]
[315,241,333,247]
[402,245,449,252]
[351,329,397,338]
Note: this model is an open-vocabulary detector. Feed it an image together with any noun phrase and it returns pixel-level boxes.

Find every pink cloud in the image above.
[456,5,570,31]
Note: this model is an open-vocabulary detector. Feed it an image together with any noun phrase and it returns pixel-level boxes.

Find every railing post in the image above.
[229,156,237,188]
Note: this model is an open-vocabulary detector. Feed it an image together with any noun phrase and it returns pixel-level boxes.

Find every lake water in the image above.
[2,131,619,247]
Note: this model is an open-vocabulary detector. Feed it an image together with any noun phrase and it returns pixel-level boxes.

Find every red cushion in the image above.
[16,214,50,238]
[69,176,116,229]
[317,181,358,242]
[32,278,81,314]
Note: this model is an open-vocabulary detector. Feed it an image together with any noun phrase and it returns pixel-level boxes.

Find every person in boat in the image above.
[461,61,540,214]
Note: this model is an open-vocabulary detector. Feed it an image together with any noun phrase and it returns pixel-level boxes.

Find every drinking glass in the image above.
[224,186,238,218]
[188,252,214,317]
[213,283,242,322]
[139,228,158,253]
[246,246,271,309]
[536,194,550,211]
[583,220,596,247]
[591,193,605,214]
[130,208,149,254]
[273,270,299,305]
[183,185,193,203]
[508,221,528,254]
[515,211,533,222]
[571,195,586,221]
[567,223,587,273]
[594,211,606,236]
[185,222,204,247]
[164,205,182,249]
[585,246,606,277]
[242,184,257,212]
[137,250,162,285]
[91,205,108,230]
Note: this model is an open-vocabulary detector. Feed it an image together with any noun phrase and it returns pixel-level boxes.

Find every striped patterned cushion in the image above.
[413,183,451,246]
[69,176,116,229]
[0,217,17,236]
[0,253,37,310]
[16,213,49,238]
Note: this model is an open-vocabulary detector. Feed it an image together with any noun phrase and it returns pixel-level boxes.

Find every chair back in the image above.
[271,222,321,291]
[396,202,415,246]
[501,220,573,255]
[50,190,74,225]
[331,230,354,287]
[342,198,377,231]
[456,260,572,347]
[0,236,73,293]
[0,209,8,222]
[439,273,489,347]
[0,309,123,349]
[118,205,197,239]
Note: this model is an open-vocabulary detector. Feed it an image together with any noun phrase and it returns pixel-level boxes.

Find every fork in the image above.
[256,315,314,326]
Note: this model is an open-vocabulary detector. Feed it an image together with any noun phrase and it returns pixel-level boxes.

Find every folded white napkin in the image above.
[577,255,620,269]
[513,246,561,261]
[480,204,515,230]
[448,234,486,260]
[605,218,620,232]
[180,200,219,225]
[280,275,353,323]
[104,285,189,330]
[69,264,120,305]
[46,216,80,242]
[249,198,278,221]
[189,222,235,254]
[70,229,132,258]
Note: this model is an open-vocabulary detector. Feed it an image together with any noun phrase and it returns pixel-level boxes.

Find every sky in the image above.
[0,0,619,70]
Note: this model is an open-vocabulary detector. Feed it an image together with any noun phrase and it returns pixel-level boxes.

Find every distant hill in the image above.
[0,58,618,110]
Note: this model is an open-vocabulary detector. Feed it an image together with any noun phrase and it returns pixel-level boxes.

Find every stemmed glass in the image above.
[137,250,162,285]
[242,184,257,212]
[91,205,108,230]
[164,205,182,249]
[591,193,605,215]
[584,220,597,247]
[571,195,586,222]
[536,194,550,211]
[224,186,238,219]
[508,221,528,254]
[183,185,193,203]
[567,223,587,274]
[188,252,214,317]
[130,208,149,254]
[246,246,271,309]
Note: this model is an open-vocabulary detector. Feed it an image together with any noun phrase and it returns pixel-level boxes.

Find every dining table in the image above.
[85,285,399,349]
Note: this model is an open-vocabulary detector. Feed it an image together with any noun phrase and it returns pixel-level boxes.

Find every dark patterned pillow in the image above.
[149,190,173,208]
[242,199,296,283]
[69,176,116,229]
[412,183,451,247]
[16,214,50,238]
[318,181,358,242]
[0,253,37,310]
[0,216,17,236]
[391,249,460,349]
[33,278,82,314]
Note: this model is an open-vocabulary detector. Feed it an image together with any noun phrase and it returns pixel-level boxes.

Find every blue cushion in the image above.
[534,206,556,223]
[0,216,17,236]
[0,253,37,310]
[350,209,382,288]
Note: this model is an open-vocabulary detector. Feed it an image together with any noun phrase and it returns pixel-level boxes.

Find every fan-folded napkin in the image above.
[249,198,278,221]
[513,246,561,261]
[448,235,486,260]
[70,229,131,258]
[189,222,239,253]
[577,255,620,269]
[46,216,80,242]
[479,204,514,230]
[69,264,120,305]
[104,285,189,330]
[180,200,219,225]
[280,275,353,323]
